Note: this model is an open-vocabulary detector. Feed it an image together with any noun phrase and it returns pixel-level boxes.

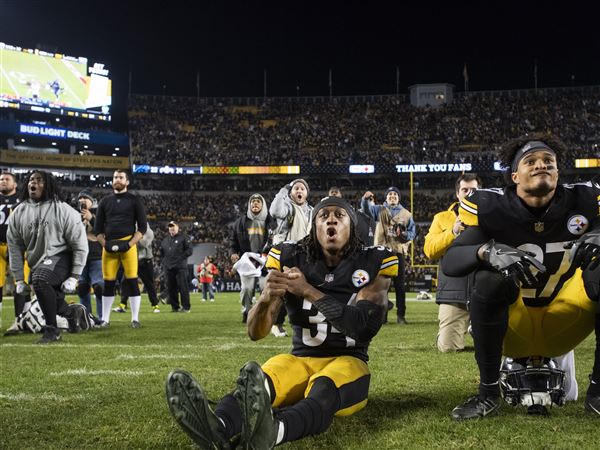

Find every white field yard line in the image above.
[49,369,154,376]
[0,392,85,402]
[1,342,291,350]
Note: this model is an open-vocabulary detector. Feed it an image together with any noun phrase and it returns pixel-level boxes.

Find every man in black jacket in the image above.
[161,221,193,312]
[231,194,276,323]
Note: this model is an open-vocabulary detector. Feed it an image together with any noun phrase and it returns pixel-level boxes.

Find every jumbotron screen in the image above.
[0,42,111,121]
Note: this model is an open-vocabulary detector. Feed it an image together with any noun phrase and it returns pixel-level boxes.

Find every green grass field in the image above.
[0,293,597,450]
[0,48,87,108]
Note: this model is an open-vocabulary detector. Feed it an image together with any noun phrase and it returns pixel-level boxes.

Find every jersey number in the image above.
[518,241,572,300]
[301,297,356,348]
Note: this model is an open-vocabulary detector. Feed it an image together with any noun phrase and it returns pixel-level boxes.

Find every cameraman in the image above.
[76,189,104,320]
[362,187,415,324]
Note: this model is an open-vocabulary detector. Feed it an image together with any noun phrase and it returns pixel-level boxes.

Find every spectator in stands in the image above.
[161,221,193,312]
[231,194,276,323]
[76,189,104,320]
[269,179,313,337]
[424,173,482,352]
[198,256,219,303]
[362,187,416,324]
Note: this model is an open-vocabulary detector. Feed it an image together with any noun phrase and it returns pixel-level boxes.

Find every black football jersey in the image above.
[0,193,19,243]
[459,182,600,305]
[266,243,398,362]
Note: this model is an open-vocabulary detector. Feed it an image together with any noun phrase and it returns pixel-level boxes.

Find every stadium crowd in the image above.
[128,88,600,167]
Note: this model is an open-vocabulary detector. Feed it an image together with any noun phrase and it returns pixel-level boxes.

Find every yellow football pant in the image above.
[504,269,596,358]
[261,354,370,417]
[101,236,138,280]
[0,243,30,287]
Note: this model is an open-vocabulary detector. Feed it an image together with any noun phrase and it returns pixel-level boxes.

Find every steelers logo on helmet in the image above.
[351,269,370,288]
[567,214,589,236]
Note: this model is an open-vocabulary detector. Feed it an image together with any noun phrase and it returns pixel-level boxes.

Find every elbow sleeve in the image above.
[441,244,482,277]
[313,296,384,342]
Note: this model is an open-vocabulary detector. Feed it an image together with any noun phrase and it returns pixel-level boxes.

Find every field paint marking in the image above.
[50,369,154,376]
[0,391,85,402]
[41,57,85,108]
[1,342,290,350]
[116,353,198,360]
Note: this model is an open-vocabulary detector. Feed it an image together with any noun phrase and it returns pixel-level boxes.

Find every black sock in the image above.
[470,292,508,398]
[277,377,339,444]
[589,313,600,396]
[215,393,242,440]
[14,292,28,316]
[277,398,325,443]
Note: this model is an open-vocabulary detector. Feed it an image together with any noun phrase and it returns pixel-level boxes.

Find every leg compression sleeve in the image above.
[277,377,340,443]
[470,269,519,397]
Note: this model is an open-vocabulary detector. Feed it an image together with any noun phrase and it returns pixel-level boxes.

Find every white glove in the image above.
[16,280,27,294]
[61,277,78,294]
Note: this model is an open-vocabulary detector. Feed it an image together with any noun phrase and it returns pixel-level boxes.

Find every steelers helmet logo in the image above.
[351,269,370,288]
[43,259,53,265]
[567,214,589,235]
[111,245,120,252]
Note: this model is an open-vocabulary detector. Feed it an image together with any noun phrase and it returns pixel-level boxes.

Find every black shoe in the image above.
[584,389,600,416]
[397,317,408,325]
[66,304,86,333]
[37,326,62,344]
[451,395,500,420]
[234,361,278,450]
[166,370,232,449]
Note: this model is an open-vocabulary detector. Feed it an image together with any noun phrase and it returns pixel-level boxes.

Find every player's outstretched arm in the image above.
[247,270,287,341]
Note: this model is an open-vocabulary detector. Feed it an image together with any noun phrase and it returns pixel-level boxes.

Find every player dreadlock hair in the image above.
[498,132,568,185]
[19,170,63,202]
[296,223,364,263]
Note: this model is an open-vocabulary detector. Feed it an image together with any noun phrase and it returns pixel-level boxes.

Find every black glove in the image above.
[567,230,600,271]
[105,240,131,253]
[480,239,546,286]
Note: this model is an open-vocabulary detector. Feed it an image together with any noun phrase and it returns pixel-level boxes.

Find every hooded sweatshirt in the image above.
[247,194,268,253]
[7,199,88,280]
[270,187,312,244]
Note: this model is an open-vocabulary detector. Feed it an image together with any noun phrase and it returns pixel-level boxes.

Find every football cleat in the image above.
[166,370,232,449]
[37,326,62,344]
[113,305,127,313]
[130,320,141,329]
[451,395,500,420]
[234,361,278,450]
[584,392,600,416]
[152,305,161,313]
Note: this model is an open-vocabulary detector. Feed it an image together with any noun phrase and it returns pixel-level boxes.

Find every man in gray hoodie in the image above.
[7,171,88,343]
[269,179,313,336]
[231,194,276,323]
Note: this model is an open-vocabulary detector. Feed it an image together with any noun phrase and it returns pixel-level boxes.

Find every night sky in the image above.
[1,1,598,128]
